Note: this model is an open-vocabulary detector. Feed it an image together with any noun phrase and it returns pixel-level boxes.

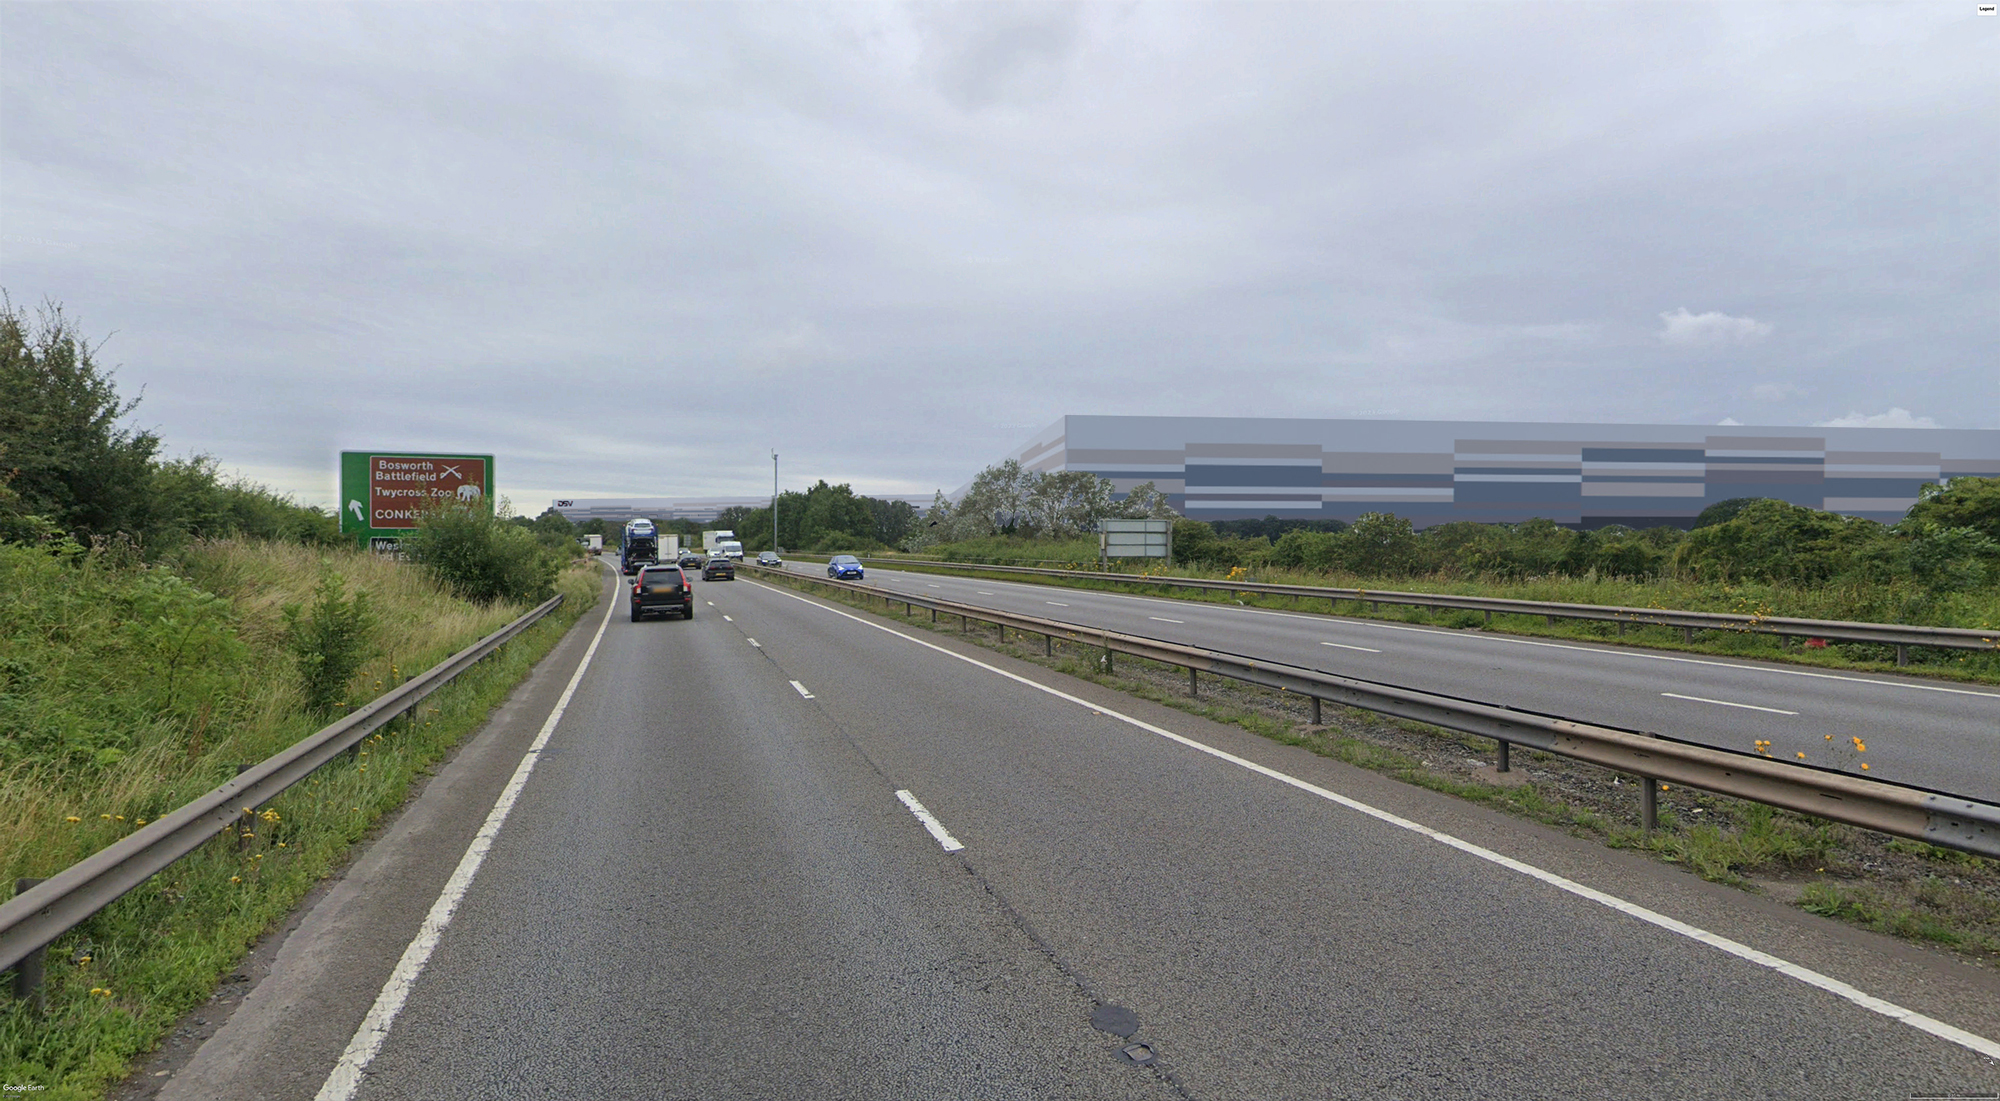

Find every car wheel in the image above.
[630,606,641,622]
[684,604,694,619]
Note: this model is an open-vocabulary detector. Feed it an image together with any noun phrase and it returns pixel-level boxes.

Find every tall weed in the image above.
[281,573,377,715]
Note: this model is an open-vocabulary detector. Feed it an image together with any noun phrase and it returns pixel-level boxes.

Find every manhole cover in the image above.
[1090,1004,1140,1038]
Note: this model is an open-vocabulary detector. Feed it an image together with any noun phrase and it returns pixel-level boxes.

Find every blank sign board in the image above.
[1099,519,1171,559]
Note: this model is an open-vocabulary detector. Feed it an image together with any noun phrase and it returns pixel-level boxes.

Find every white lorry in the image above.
[702,529,744,560]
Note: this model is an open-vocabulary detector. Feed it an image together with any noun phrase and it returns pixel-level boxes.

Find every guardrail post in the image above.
[1617,621,1627,637]
[1102,647,1114,674]
[1310,697,1322,725]
[1484,611,1491,627]
[1897,644,1909,667]
[1188,668,1198,697]
[1682,626,1694,645]
[236,764,254,850]
[1641,778,1659,834]
[1546,614,1555,626]
[1497,740,1511,773]
[9,879,44,1011]
[931,607,937,623]
[997,623,1006,643]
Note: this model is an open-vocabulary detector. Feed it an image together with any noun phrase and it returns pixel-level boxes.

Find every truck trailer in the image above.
[621,519,660,575]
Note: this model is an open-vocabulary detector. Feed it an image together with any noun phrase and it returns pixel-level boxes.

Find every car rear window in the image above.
[641,568,683,585]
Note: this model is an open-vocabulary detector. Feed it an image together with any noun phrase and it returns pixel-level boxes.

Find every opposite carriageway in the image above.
[780,558,2000,806]
[750,563,2000,860]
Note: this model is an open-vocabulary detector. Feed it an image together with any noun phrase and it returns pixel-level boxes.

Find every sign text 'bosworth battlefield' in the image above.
[339,451,495,540]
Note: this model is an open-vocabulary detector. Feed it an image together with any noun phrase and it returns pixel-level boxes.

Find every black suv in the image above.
[630,565,694,621]
[679,552,705,570]
[702,556,735,581]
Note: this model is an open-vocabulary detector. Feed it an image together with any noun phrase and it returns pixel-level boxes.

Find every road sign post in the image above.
[338,452,495,542]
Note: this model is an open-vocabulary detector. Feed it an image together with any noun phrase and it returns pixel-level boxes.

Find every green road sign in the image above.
[338,452,495,540]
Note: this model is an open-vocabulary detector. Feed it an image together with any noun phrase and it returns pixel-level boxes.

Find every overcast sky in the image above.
[3,2,1993,511]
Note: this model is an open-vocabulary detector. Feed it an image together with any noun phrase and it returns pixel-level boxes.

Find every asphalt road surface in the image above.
[781,560,2000,804]
[152,562,2000,1100]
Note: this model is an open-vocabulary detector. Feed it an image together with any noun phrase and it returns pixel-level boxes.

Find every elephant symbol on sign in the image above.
[457,484,483,502]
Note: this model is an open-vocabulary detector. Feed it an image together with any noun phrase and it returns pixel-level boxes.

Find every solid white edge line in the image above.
[895,789,966,852]
[316,568,622,1101]
[866,570,2000,700]
[790,679,815,699]
[747,638,760,647]
[1046,601,1069,606]
[722,615,733,622]
[1321,642,1383,653]
[741,577,2000,1063]
[1149,617,1185,624]
[1661,692,1800,716]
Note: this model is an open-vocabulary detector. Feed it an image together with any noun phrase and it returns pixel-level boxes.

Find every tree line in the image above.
[0,297,341,551]
[2,297,566,603]
[1171,488,2000,593]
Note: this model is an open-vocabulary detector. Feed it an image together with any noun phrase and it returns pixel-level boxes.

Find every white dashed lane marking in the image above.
[1321,642,1382,653]
[896,789,965,853]
[1661,692,1798,716]
[790,680,815,699]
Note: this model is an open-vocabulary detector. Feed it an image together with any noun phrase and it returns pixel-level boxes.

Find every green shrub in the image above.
[402,503,559,604]
[281,572,377,715]
[1905,476,2000,541]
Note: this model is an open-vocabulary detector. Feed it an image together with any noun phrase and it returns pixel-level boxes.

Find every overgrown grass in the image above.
[0,540,601,1100]
[863,551,2000,683]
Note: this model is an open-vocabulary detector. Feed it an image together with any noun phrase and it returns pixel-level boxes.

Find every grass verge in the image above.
[755,568,2000,966]
[0,547,601,1100]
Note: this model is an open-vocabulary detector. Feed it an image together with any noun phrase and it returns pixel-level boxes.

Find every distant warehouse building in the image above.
[1000,416,2000,529]
[549,495,935,527]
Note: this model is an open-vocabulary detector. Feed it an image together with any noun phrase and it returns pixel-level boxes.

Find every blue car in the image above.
[827,554,864,580]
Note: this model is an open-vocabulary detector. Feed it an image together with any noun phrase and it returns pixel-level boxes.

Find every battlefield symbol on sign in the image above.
[339,452,496,539]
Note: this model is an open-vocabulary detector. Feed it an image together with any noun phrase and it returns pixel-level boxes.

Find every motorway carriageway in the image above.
[779,562,2000,804]
[158,562,2000,1100]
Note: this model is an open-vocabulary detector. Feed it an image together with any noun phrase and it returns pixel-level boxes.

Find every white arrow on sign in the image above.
[348,500,365,523]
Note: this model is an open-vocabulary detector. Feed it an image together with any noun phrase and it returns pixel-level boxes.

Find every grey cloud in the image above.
[2,3,1992,508]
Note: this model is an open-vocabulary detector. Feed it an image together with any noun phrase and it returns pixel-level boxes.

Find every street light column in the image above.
[772,450,779,555]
